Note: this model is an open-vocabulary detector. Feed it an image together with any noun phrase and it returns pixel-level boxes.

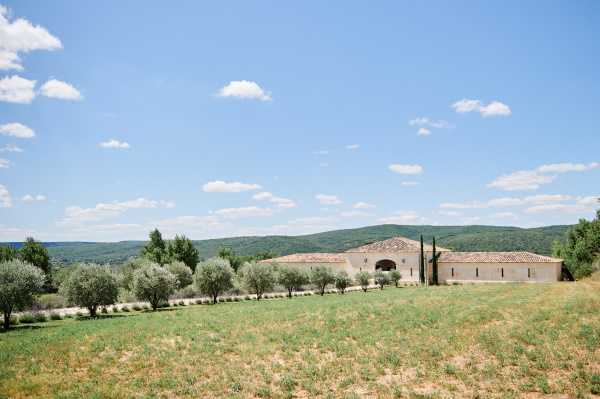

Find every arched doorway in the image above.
[375,259,396,271]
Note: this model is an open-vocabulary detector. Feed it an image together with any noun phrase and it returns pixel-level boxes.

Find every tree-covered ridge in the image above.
[1,224,571,265]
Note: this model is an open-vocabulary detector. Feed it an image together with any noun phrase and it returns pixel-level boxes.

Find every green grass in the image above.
[1,282,599,398]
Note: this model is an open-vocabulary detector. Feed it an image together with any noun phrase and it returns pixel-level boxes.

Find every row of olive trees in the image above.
[1,255,403,330]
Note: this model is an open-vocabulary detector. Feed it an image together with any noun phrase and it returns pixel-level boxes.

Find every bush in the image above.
[374,271,389,289]
[194,258,235,304]
[132,263,177,310]
[19,313,36,324]
[0,259,45,330]
[121,306,130,312]
[36,293,67,310]
[334,271,352,294]
[100,307,108,314]
[132,304,143,311]
[9,315,19,325]
[239,262,276,301]
[49,312,62,320]
[167,261,194,289]
[172,285,198,299]
[61,264,119,317]
[178,300,186,306]
[355,271,371,292]
[278,265,309,298]
[310,266,335,296]
[389,270,402,287]
[111,306,120,313]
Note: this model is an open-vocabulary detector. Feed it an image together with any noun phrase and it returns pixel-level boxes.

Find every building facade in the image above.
[261,236,563,283]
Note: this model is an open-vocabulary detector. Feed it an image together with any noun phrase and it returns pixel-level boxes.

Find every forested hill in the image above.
[2,224,570,265]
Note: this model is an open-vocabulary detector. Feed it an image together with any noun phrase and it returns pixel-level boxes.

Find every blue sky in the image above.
[0,1,599,241]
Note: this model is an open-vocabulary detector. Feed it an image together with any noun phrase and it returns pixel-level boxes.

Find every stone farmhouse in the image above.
[261,236,564,283]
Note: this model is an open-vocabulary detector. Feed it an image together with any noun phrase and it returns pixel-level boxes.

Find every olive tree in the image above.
[334,271,352,294]
[389,270,402,287]
[310,266,335,296]
[278,265,309,298]
[194,258,234,304]
[355,271,371,292]
[0,260,45,330]
[239,262,276,300]
[61,264,119,317]
[167,261,193,289]
[374,271,389,290]
[133,263,177,310]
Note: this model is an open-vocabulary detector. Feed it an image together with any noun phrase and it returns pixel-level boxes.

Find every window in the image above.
[410,268,413,276]
[528,268,531,278]
[501,268,504,278]
[402,259,406,264]
[476,267,479,277]
[451,268,454,277]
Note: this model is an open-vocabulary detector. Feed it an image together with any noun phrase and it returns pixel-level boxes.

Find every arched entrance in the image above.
[375,259,396,271]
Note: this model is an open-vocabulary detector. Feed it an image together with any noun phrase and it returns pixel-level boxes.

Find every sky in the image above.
[0,1,599,242]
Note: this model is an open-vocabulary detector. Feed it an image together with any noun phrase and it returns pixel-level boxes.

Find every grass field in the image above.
[1,283,600,398]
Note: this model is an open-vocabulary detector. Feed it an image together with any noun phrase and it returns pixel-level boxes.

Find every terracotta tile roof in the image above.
[346,236,451,253]
[260,253,348,263]
[439,252,562,263]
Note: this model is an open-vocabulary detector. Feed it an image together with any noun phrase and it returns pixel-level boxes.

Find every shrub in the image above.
[0,259,45,330]
[389,270,402,287]
[167,261,194,289]
[310,266,335,296]
[121,306,130,312]
[374,271,389,290]
[36,293,67,310]
[49,312,62,320]
[278,265,309,298]
[194,258,235,304]
[9,315,19,325]
[334,271,352,294]
[111,306,120,313]
[178,300,186,306]
[239,262,276,301]
[355,271,371,292]
[195,299,203,305]
[132,304,143,311]
[75,311,84,318]
[19,313,37,324]
[172,302,178,307]
[61,264,119,317]
[172,285,198,299]
[100,307,108,314]
[132,263,177,310]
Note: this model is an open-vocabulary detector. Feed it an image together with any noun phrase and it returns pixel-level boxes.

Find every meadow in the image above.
[1,282,599,398]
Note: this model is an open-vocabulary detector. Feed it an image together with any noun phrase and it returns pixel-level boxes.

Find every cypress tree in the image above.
[419,235,425,284]
[432,236,438,285]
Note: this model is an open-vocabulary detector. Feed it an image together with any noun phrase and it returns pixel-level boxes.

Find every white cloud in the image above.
[202,180,261,193]
[488,170,555,191]
[0,184,11,207]
[409,117,452,129]
[99,139,130,149]
[441,194,573,210]
[537,162,599,173]
[452,99,511,117]
[522,194,572,204]
[439,210,462,217]
[0,6,62,71]
[389,164,423,175]
[462,216,482,224]
[490,212,517,219]
[60,197,170,225]
[440,201,486,209]
[379,211,424,224]
[346,144,359,150]
[39,79,82,100]
[312,150,329,155]
[400,181,419,187]
[340,210,372,218]
[576,196,599,206]
[0,158,11,168]
[252,191,296,209]
[214,206,274,219]
[524,203,590,214]
[22,194,45,202]
[0,122,35,138]
[0,75,36,103]
[417,127,430,136]
[0,143,23,152]
[217,80,271,101]
[316,194,342,205]
[353,201,375,209]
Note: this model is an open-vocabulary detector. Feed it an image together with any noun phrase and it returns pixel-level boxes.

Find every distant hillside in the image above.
[1,224,570,265]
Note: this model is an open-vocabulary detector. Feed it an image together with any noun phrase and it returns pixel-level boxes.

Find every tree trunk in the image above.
[3,311,10,330]
[213,294,218,304]
[320,286,325,296]
[89,306,97,318]
[288,288,293,298]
